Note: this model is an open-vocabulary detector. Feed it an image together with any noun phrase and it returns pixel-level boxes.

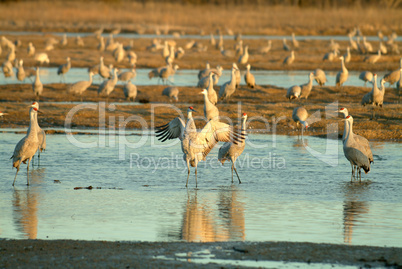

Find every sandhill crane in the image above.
[34,52,49,65]
[75,36,84,47]
[323,50,338,62]
[123,81,137,101]
[337,107,373,177]
[343,47,351,63]
[362,37,373,53]
[216,33,223,50]
[31,102,46,167]
[94,27,104,38]
[238,45,249,65]
[258,40,272,54]
[219,65,238,101]
[283,38,290,51]
[105,34,117,51]
[162,86,179,102]
[160,64,179,85]
[383,58,402,86]
[33,67,43,98]
[165,45,175,64]
[0,111,8,117]
[283,50,295,65]
[198,62,210,80]
[118,65,136,82]
[114,43,125,63]
[148,64,167,83]
[198,72,218,105]
[175,47,185,59]
[342,115,371,181]
[286,85,301,100]
[127,51,137,66]
[57,57,71,82]
[155,106,244,187]
[300,72,315,99]
[67,71,93,99]
[291,33,299,48]
[396,68,402,101]
[16,59,26,82]
[348,35,358,51]
[336,56,349,88]
[235,40,243,56]
[379,42,387,54]
[329,39,340,52]
[313,68,327,86]
[218,113,248,183]
[244,64,255,88]
[220,46,234,57]
[201,88,219,121]
[364,50,381,64]
[99,56,111,80]
[361,74,386,119]
[27,42,36,57]
[232,63,241,88]
[210,33,216,46]
[358,71,373,87]
[11,104,41,186]
[162,41,170,59]
[97,36,105,51]
[60,34,68,47]
[292,107,309,137]
[98,68,118,97]
[197,66,221,88]
[2,60,14,78]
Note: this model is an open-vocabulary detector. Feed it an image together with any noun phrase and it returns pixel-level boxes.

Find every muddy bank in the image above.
[1,82,401,141]
[1,239,401,268]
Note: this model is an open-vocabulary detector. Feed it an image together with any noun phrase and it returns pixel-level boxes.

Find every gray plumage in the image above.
[292,107,309,136]
[286,85,301,100]
[342,115,371,180]
[359,71,373,87]
[155,107,244,187]
[233,63,241,88]
[219,66,238,101]
[27,42,35,57]
[244,64,255,88]
[283,38,290,51]
[218,113,247,183]
[201,88,219,121]
[11,105,40,186]
[343,47,351,63]
[198,62,211,80]
[123,81,137,101]
[31,102,46,166]
[220,46,234,57]
[98,68,118,97]
[313,68,326,86]
[322,50,338,62]
[33,67,43,98]
[337,108,373,176]
[159,64,179,85]
[57,57,71,82]
[283,50,295,65]
[162,86,179,102]
[361,74,386,119]
[34,52,49,65]
[68,72,93,96]
[238,45,249,65]
[99,56,111,80]
[383,58,402,85]
[300,72,315,99]
[118,67,136,82]
[336,56,348,87]
[364,50,381,64]
[16,59,26,82]
[199,72,218,105]
[2,59,14,78]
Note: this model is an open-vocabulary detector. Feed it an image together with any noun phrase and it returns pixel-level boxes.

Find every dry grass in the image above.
[0,1,401,35]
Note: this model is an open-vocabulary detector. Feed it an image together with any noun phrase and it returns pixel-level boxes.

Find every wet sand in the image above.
[1,239,401,268]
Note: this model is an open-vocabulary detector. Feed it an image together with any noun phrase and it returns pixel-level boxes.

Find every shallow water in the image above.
[0,67,388,89]
[0,130,401,246]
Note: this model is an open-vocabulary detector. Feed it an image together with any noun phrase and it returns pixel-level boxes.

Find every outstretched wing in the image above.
[197,120,245,158]
[155,117,185,142]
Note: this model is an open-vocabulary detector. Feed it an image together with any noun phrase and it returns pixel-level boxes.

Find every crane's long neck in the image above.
[35,69,41,83]
[27,108,39,137]
[89,73,93,84]
[344,119,354,144]
[341,58,347,72]
[373,76,378,93]
[241,118,247,133]
[230,69,236,85]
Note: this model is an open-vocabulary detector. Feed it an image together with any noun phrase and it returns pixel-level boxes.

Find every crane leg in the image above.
[26,158,31,186]
[38,151,41,167]
[185,160,190,187]
[12,167,20,186]
[231,163,234,183]
[233,165,242,184]
[195,167,198,188]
